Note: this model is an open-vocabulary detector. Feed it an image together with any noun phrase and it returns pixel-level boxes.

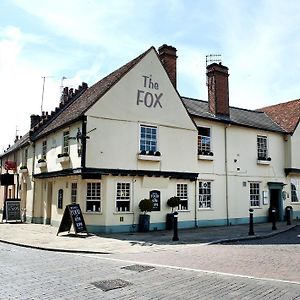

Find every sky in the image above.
[1,0,300,152]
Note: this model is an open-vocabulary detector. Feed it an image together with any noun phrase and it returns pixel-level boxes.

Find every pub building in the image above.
[0,44,299,233]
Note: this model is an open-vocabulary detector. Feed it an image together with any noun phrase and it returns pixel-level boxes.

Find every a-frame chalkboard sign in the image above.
[57,204,88,236]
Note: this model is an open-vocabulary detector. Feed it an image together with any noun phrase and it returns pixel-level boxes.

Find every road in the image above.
[0,227,299,299]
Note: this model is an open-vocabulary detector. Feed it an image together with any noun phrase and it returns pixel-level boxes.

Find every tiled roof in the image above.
[182,97,286,133]
[0,132,30,158]
[258,99,300,133]
[32,47,153,140]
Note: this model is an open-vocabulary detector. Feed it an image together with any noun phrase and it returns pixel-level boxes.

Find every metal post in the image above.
[271,208,277,230]
[172,212,179,241]
[286,207,291,225]
[248,208,254,236]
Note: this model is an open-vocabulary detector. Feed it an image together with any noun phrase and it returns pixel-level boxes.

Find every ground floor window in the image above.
[291,179,299,202]
[199,181,212,208]
[71,182,77,204]
[250,182,260,207]
[86,182,101,212]
[116,182,131,212]
[176,183,188,210]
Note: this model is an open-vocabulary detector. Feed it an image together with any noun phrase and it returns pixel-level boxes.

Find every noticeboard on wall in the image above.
[150,190,161,211]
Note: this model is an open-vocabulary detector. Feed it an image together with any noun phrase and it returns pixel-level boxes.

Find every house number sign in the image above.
[136,75,163,108]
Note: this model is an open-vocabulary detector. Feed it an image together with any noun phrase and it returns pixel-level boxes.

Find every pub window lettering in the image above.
[116,182,131,212]
[176,183,188,210]
[86,182,101,212]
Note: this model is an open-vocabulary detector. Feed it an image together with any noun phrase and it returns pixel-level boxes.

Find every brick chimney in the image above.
[30,114,41,129]
[207,63,230,116]
[158,44,177,88]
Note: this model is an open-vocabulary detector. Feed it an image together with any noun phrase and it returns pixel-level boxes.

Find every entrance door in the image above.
[270,189,280,220]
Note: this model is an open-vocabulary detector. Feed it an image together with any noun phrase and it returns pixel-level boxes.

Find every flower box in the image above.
[137,150,161,161]
[56,156,70,164]
[19,167,28,174]
[198,155,214,161]
[37,161,47,168]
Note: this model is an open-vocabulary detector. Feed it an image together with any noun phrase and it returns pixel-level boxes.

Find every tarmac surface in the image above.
[0,220,298,254]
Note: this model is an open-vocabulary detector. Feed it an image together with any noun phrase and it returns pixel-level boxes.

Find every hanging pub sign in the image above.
[3,199,21,222]
[4,161,17,171]
[150,190,161,211]
[57,204,88,235]
[0,173,14,186]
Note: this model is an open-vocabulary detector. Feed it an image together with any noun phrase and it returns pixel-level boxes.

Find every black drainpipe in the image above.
[81,115,87,170]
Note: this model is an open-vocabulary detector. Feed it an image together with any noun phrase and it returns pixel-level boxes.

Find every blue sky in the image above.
[1,0,300,151]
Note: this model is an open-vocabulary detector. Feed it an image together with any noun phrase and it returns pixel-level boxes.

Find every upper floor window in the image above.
[291,179,299,203]
[198,127,211,154]
[140,125,157,153]
[176,183,188,210]
[42,140,47,159]
[199,181,212,208]
[257,135,268,160]
[23,148,28,166]
[86,182,101,212]
[116,182,131,212]
[250,182,260,207]
[63,130,70,154]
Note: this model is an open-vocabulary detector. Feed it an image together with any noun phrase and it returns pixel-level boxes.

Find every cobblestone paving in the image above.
[0,243,299,300]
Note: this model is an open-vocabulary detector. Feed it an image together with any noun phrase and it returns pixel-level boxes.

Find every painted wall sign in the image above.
[137,75,163,108]
[150,190,161,211]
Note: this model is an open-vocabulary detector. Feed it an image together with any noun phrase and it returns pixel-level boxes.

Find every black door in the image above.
[269,189,280,220]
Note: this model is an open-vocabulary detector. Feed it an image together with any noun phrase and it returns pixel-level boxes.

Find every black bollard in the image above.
[271,208,277,230]
[172,212,179,241]
[286,206,292,225]
[248,208,255,236]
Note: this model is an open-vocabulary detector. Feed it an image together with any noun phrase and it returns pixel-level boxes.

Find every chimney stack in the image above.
[207,63,230,116]
[158,44,177,88]
[30,114,41,129]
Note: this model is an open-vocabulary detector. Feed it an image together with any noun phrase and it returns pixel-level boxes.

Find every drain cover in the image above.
[92,279,132,292]
[121,264,155,272]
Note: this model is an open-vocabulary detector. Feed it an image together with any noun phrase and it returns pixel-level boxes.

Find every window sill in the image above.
[137,154,161,161]
[257,159,271,165]
[291,202,300,205]
[19,169,28,174]
[84,211,102,214]
[198,208,213,211]
[113,212,134,215]
[250,206,262,209]
[177,210,190,212]
[198,155,214,161]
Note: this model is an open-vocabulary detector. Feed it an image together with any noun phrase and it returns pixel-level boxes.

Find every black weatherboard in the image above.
[57,204,88,235]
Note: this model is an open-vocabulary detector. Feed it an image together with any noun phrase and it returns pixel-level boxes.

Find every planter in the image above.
[56,156,70,164]
[37,162,47,168]
[138,214,150,232]
[166,213,175,230]
[19,168,28,174]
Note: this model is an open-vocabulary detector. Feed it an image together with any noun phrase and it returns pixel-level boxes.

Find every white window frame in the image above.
[139,124,158,153]
[115,182,131,212]
[257,135,268,160]
[199,181,212,209]
[291,179,299,203]
[71,182,77,204]
[198,127,211,154]
[86,182,101,212]
[250,182,260,207]
[176,183,188,210]
[63,130,70,154]
[42,140,47,159]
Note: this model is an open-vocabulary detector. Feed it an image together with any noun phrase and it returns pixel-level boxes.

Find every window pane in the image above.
[86,182,101,212]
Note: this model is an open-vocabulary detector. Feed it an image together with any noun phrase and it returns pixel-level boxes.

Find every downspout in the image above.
[225,125,229,226]
[31,142,36,223]
[194,179,198,228]
[81,116,87,170]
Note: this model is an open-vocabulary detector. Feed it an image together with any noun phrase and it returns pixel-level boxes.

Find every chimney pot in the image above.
[158,44,177,88]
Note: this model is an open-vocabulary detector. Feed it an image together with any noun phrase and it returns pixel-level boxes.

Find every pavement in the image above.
[0,220,298,254]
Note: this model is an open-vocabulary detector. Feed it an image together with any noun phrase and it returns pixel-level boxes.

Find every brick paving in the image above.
[0,243,300,300]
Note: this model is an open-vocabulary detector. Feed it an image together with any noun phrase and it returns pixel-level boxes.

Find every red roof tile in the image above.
[258,99,300,133]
